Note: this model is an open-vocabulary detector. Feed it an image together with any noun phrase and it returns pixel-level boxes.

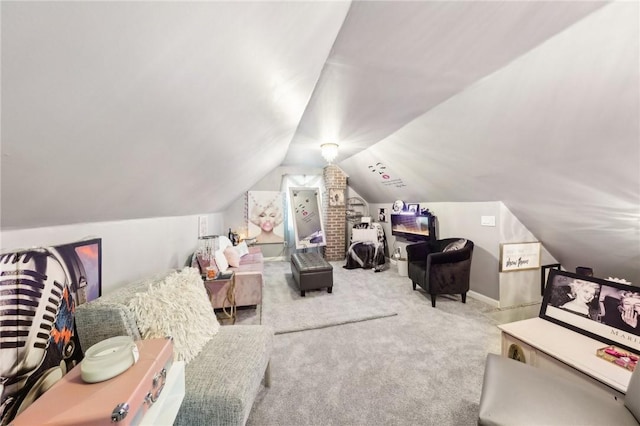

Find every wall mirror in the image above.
[288,187,326,249]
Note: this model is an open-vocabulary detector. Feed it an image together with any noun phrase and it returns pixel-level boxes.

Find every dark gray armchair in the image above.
[406,238,474,307]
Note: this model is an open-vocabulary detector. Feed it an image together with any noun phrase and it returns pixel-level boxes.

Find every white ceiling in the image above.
[2,1,639,281]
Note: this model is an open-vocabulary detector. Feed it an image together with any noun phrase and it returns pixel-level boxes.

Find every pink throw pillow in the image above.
[224,246,241,268]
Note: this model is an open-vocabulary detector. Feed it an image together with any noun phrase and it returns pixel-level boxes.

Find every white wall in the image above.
[0,198,558,307]
[371,201,558,308]
[498,203,556,308]
[0,213,224,294]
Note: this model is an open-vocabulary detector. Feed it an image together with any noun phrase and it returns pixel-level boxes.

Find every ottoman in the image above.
[291,252,333,297]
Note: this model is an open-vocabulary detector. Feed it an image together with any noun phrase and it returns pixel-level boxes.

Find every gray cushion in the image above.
[177,325,273,426]
[478,354,638,426]
[443,238,467,252]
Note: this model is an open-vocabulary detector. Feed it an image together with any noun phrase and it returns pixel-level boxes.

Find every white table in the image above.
[499,317,632,399]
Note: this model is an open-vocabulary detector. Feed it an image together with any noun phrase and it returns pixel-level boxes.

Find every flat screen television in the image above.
[390,212,435,242]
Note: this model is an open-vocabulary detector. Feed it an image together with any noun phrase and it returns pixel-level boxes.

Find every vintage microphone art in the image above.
[0,248,80,425]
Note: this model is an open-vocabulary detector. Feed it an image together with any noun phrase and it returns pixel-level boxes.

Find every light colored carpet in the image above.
[236,260,505,425]
[259,262,398,334]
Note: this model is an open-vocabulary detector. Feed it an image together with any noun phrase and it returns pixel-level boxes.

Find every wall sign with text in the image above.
[499,242,541,272]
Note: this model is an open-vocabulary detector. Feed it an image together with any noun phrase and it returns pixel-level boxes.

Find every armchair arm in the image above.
[406,242,429,262]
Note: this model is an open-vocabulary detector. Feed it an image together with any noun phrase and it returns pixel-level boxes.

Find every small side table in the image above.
[204,272,236,324]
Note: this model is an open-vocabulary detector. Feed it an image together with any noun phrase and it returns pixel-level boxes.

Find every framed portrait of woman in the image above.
[541,269,640,354]
[247,191,285,244]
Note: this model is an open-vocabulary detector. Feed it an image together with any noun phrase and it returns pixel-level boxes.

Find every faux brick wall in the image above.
[323,165,347,261]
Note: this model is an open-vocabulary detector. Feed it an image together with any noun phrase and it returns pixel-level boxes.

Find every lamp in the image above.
[320,143,339,164]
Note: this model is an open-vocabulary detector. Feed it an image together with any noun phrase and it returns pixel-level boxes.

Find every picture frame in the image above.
[541,269,640,354]
[54,237,103,304]
[540,263,562,296]
[378,208,387,223]
[0,238,102,425]
[499,241,541,272]
[247,191,285,244]
[329,188,345,207]
[407,203,419,213]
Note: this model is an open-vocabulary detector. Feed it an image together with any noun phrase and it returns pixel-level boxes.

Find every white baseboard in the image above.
[468,290,499,308]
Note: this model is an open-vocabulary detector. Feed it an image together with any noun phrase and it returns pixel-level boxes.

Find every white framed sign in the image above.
[499,242,541,272]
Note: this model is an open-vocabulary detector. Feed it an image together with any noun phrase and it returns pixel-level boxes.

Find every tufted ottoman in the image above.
[291,252,333,297]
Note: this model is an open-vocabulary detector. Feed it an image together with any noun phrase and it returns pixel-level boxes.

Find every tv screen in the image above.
[390,212,433,241]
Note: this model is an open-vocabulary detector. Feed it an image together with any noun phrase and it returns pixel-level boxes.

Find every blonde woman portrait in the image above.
[248,191,284,244]
[559,279,600,318]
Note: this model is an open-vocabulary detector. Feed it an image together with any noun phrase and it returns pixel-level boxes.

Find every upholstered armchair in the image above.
[406,238,474,307]
[478,353,640,425]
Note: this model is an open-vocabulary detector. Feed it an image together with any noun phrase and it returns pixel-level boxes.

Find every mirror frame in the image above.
[288,186,326,249]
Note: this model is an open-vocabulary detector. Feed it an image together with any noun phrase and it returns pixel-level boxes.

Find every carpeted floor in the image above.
[235,261,506,425]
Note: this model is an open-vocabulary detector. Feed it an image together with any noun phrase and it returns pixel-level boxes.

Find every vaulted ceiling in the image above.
[2,1,639,281]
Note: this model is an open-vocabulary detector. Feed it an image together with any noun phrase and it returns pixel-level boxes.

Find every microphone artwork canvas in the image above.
[0,238,102,425]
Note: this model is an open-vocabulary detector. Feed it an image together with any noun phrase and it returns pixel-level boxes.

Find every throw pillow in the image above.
[352,228,378,243]
[235,241,250,257]
[443,238,468,252]
[224,246,241,268]
[214,248,229,272]
[128,267,219,363]
[217,235,233,251]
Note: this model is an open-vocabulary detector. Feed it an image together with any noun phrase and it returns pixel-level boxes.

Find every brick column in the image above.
[323,165,347,261]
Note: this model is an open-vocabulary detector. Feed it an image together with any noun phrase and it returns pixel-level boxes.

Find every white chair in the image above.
[478,353,640,425]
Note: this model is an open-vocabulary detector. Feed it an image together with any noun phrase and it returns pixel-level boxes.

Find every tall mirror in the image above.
[289,187,326,249]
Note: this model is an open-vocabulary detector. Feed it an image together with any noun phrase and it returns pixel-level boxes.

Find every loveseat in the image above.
[75,267,273,426]
[194,237,264,309]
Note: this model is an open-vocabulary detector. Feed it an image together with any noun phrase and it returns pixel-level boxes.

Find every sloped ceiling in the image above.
[2,2,639,281]
[1,1,349,226]
[337,1,639,282]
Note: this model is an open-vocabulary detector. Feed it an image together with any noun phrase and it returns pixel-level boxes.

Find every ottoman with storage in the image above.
[291,252,333,297]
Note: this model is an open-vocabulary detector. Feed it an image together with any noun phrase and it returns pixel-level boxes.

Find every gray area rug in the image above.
[235,261,504,425]
[259,262,398,334]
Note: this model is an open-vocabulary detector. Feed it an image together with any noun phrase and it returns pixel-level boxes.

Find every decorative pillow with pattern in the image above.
[443,238,467,252]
